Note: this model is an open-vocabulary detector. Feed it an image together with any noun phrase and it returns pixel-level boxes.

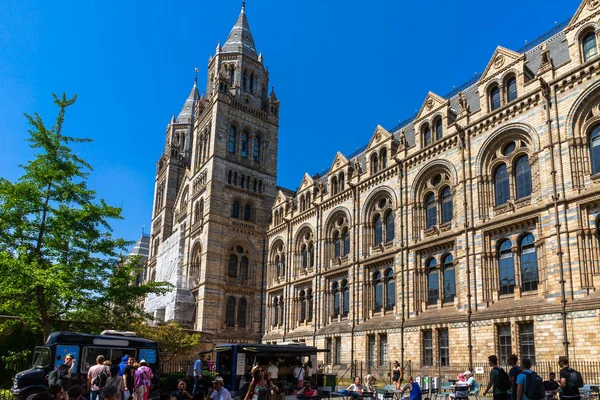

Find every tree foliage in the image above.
[132,322,201,363]
[0,94,170,340]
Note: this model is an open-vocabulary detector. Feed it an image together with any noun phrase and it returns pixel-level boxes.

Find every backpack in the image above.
[494,367,512,391]
[92,367,109,388]
[566,368,584,389]
[523,371,545,400]
[48,369,63,387]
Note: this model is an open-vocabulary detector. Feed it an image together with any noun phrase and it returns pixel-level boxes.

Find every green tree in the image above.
[0,93,170,340]
[133,321,201,363]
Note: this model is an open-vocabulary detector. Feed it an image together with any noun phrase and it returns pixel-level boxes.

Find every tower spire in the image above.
[222,2,257,58]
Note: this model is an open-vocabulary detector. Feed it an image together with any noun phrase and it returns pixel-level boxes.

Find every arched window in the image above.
[228,254,238,278]
[490,86,501,111]
[228,126,237,153]
[232,201,240,219]
[515,156,532,199]
[240,256,249,279]
[339,172,345,191]
[385,269,395,310]
[425,193,437,228]
[253,136,261,162]
[241,132,249,158]
[385,209,394,242]
[590,125,600,175]
[380,148,388,169]
[242,70,248,90]
[373,214,383,245]
[441,186,453,224]
[342,279,350,317]
[371,154,379,174]
[190,245,201,278]
[228,170,232,184]
[520,234,538,292]
[253,179,257,192]
[281,254,286,276]
[259,180,263,193]
[241,175,245,188]
[424,125,432,146]
[427,258,439,305]
[374,272,383,312]
[244,204,252,221]
[275,255,281,277]
[498,239,515,295]
[342,227,350,256]
[229,65,235,85]
[435,118,443,141]
[237,298,247,328]
[494,164,510,206]
[273,298,278,326]
[233,172,238,186]
[334,231,341,258]
[300,291,307,322]
[332,282,340,317]
[307,289,313,322]
[506,77,517,103]
[226,297,236,327]
[306,192,311,207]
[331,176,338,195]
[249,73,255,92]
[301,245,308,269]
[583,31,598,62]
[309,243,315,267]
[278,298,284,325]
[442,254,455,302]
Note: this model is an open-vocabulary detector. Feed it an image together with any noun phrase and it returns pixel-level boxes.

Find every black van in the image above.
[11,331,160,400]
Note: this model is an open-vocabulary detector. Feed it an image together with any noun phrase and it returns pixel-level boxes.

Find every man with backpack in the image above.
[559,356,584,400]
[508,355,522,400]
[515,358,544,400]
[87,355,109,400]
[483,355,511,400]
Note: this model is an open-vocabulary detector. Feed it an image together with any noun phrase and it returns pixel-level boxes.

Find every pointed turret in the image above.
[222,2,257,59]
[177,81,200,124]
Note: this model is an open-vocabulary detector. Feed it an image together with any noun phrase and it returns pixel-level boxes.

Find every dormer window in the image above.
[339,172,345,191]
[506,77,517,103]
[423,125,432,146]
[331,176,339,195]
[583,31,598,62]
[435,118,443,141]
[490,86,501,111]
[371,153,379,174]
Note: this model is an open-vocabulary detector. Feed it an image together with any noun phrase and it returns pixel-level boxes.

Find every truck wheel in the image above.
[26,391,43,400]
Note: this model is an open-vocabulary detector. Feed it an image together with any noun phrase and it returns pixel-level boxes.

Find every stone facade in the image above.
[145,5,279,343]
[263,0,600,375]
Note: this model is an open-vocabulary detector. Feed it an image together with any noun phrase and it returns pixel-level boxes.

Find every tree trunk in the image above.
[36,286,52,341]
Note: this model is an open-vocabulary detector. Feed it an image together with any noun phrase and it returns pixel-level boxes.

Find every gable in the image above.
[415,92,447,120]
[299,173,314,192]
[329,152,349,174]
[366,125,393,152]
[479,46,523,83]
[274,190,288,206]
[567,0,600,32]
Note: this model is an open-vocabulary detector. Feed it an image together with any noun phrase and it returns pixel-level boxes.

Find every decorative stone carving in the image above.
[494,54,505,69]
[588,0,600,11]
[459,92,470,114]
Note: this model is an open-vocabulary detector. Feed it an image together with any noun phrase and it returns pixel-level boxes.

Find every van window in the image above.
[33,347,51,368]
[81,347,109,373]
[110,348,137,366]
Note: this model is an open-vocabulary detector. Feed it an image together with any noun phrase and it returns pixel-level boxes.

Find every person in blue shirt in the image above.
[515,358,534,400]
[193,354,205,395]
[400,376,422,400]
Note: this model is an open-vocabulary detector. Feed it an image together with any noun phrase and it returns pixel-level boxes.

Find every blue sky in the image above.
[0,0,577,248]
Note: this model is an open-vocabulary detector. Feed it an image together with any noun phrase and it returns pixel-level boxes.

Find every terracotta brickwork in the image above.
[264,0,600,374]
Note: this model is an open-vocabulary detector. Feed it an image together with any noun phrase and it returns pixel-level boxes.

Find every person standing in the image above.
[293,361,305,389]
[138,361,153,400]
[57,354,77,390]
[508,355,521,400]
[106,365,125,400]
[88,355,109,400]
[483,355,510,400]
[559,356,583,400]
[267,360,279,385]
[392,361,402,390]
[122,357,137,400]
[193,354,204,395]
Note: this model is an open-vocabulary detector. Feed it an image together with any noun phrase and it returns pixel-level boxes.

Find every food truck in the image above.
[11,331,160,400]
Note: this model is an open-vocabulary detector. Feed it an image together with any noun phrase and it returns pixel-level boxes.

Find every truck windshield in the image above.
[34,347,51,368]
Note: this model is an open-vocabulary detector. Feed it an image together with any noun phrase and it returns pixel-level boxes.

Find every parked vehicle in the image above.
[11,331,159,400]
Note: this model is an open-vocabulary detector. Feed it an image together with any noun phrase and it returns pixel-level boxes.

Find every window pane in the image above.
[308,292,313,322]
[334,232,341,258]
[520,234,538,292]
[343,287,350,316]
[228,127,236,153]
[435,119,443,141]
[343,228,350,256]
[515,156,532,199]
[300,294,306,322]
[237,298,247,328]
[241,132,248,158]
[499,240,515,295]
[439,329,449,366]
[380,335,388,365]
[232,201,240,219]
[244,204,251,221]
[520,323,536,365]
[335,338,342,364]
[333,285,340,317]
[491,87,501,110]
[423,331,433,366]
[253,137,260,162]
[325,338,332,364]
[584,32,598,62]
[427,259,439,305]
[424,127,432,146]
[368,335,376,366]
[374,273,383,312]
[498,325,512,365]
[495,164,510,206]
[386,276,395,310]
[240,257,249,280]
[228,255,238,278]
[507,78,517,103]
[426,193,437,228]
[374,215,383,245]
[226,297,236,327]
[591,126,600,175]
[443,254,456,302]
[441,186,453,224]
[386,210,395,242]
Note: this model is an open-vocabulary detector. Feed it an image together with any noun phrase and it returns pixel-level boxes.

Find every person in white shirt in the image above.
[293,361,305,389]
[210,377,231,400]
[267,361,279,384]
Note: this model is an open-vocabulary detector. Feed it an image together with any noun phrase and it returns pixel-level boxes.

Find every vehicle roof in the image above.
[214,343,326,356]
[46,331,157,346]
